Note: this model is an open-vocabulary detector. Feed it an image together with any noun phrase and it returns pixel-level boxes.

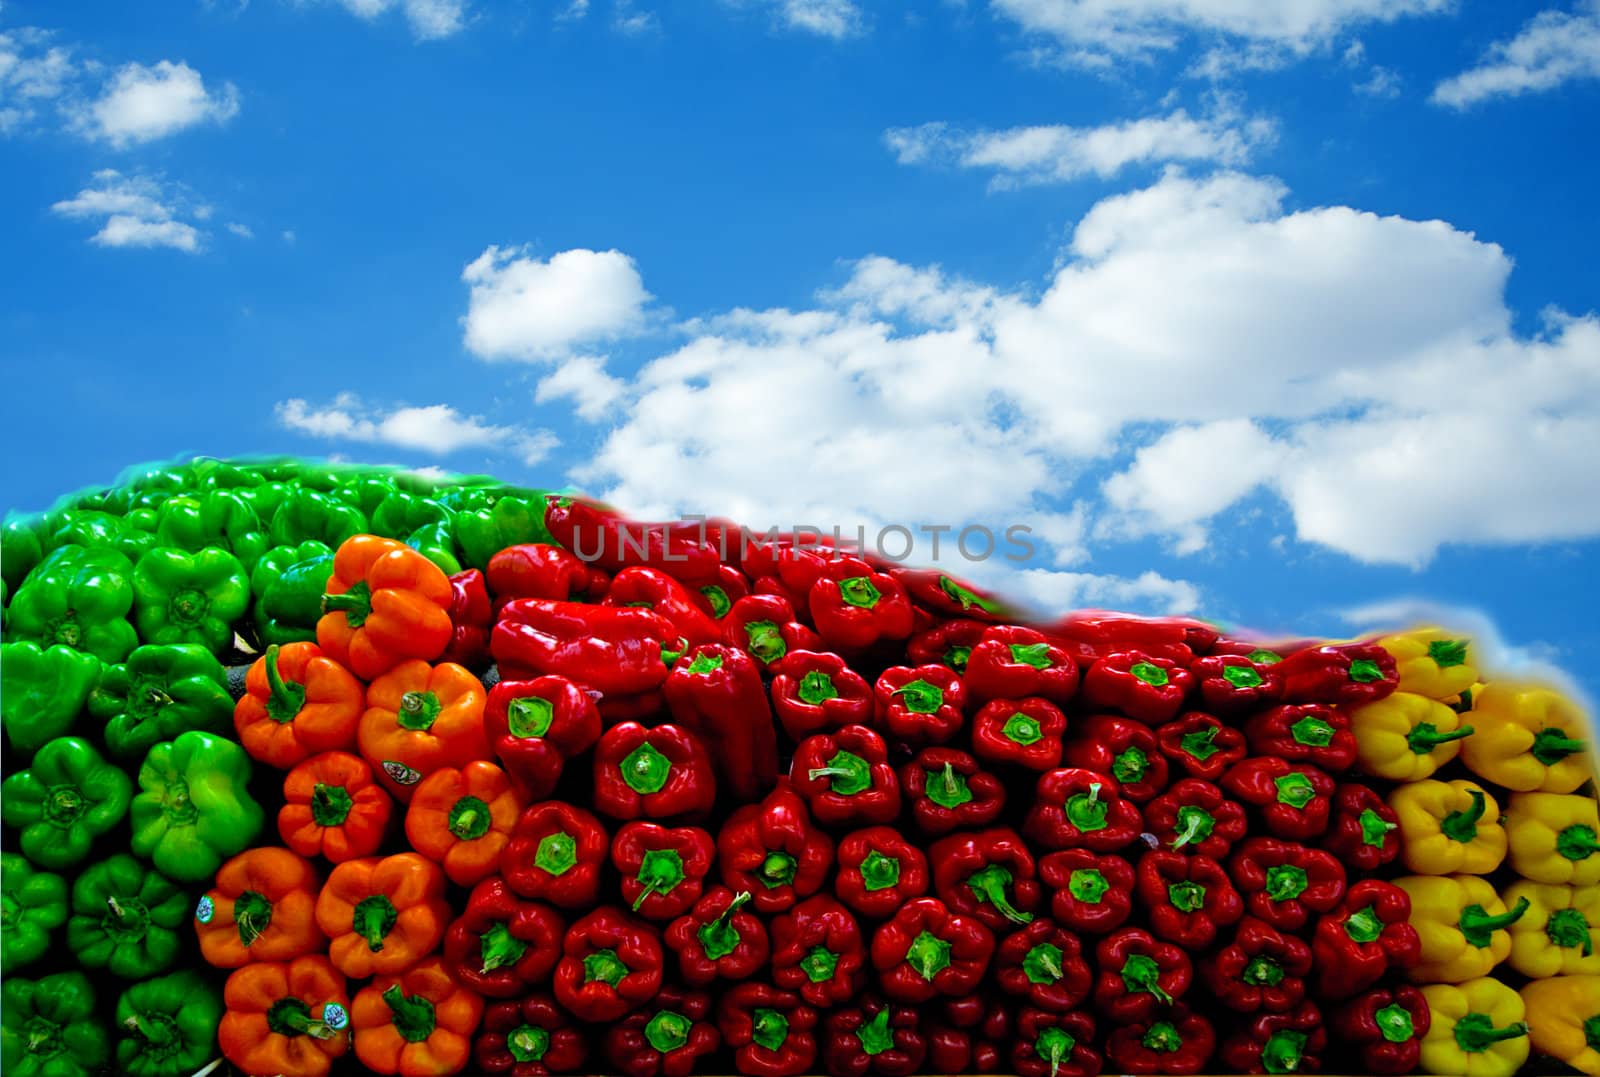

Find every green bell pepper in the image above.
[0,853,69,975]
[1,971,109,1077]
[131,730,264,883]
[407,519,463,575]
[251,544,334,645]
[372,489,451,537]
[131,546,250,654]
[5,544,138,662]
[250,540,334,602]
[1,736,133,870]
[67,854,186,979]
[154,491,270,571]
[49,510,158,562]
[332,472,399,517]
[1,641,102,753]
[2,514,46,590]
[270,488,367,548]
[451,488,555,570]
[115,970,224,1077]
[87,644,234,762]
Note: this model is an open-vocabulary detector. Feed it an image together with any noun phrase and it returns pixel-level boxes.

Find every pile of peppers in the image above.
[2,454,1597,1077]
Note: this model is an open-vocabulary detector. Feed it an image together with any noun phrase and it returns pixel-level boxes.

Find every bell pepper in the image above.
[1040,848,1135,934]
[1218,1001,1326,1075]
[89,643,231,761]
[666,887,772,985]
[0,970,108,1077]
[279,750,393,862]
[793,724,901,826]
[1349,691,1474,781]
[486,542,609,604]
[1276,641,1398,705]
[594,721,717,822]
[406,760,521,887]
[219,954,351,1077]
[474,993,588,1076]
[1080,651,1193,724]
[1190,652,1284,715]
[835,826,930,920]
[771,893,869,1006]
[769,650,874,741]
[66,853,184,979]
[1,641,102,753]
[1156,711,1248,780]
[870,896,995,1003]
[130,545,250,653]
[722,594,823,669]
[252,544,335,646]
[485,676,601,802]
[1047,611,1211,666]
[494,598,680,718]
[1204,915,1313,1014]
[604,986,720,1077]
[1396,873,1531,983]
[605,566,723,647]
[1023,767,1142,851]
[1093,926,1193,1021]
[906,618,988,674]
[372,488,452,540]
[439,568,491,668]
[318,535,454,679]
[963,625,1080,704]
[357,659,490,802]
[196,846,324,968]
[929,826,1040,930]
[1377,627,1479,700]
[1520,976,1600,1077]
[544,495,717,582]
[1136,850,1243,949]
[1334,985,1431,1076]
[1229,837,1347,931]
[272,488,370,549]
[129,729,262,881]
[352,955,484,1077]
[1,513,45,590]
[1012,1009,1099,1077]
[1221,758,1335,840]
[1104,1006,1216,1075]
[692,563,749,621]
[718,780,834,914]
[316,852,452,978]
[899,747,1006,835]
[664,643,779,804]
[1459,681,1593,793]
[1310,879,1422,999]
[874,663,966,745]
[442,876,564,998]
[1144,777,1248,858]
[1325,782,1402,871]
[1419,978,1529,1077]
[930,997,1010,1075]
[971,696,1066,771]
[1503,879,1600,977]
[1063,713,1169,802]
[447,488,554,572]
[112,970,224,1077]
[1391,779,1506,875]
[1505,791,1600,884]
[5,544,137,661]
[806,567,914,652]
[0,853,67,975]
[613,821,717,918]
[822,995,927,1077]
[155,489,270,569]
[404,518,464,577]
[893,568,1009,621]
[719,982,819,1077]
[235,642,365,768]
[503,800,609,909]
[1244,703,1357,773]
[1,735,132,870]
[995,918,1092,1011]
[553,907,664,1022]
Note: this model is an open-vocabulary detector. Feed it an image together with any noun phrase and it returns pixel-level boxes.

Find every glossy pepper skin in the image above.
[793,724,901,826]
[1145,778,1248,858]
[1049,612,1210,668]
[822,995,927,1077]
[613,821,716,919]
[1012,1009,1100,1077]
[449,488,558,574]
[1276,642,1398,706]
[1349,691,1474,782]
[1333,985,1431,1076]
[443,877,564,999]
[1094,927,1193,1022]
[719,982,818,1077]
[0,970,109,1077]
[1505,791,1600,885]
[769,650,874,740]
[544,496,719,582]
[406,761,520,887]
[665,643,779,805]
[1024,767,1142,852]
[1080,651,1193,724]
[316,853,452,978]
[485,676,601,802]
[131,545,251,653]
[1,854,68,975]
[1219,1001,1326,1075]
[219,954,351,1077]
[899,748,1006,836]
[667,887,772,985]
[605,566,722,647]
[197,846,325,968]
[553,907,664,1023]
[90,643,233,761]
[870,896,995,1003]
[1203,916,1314,1014]
[1503,880,1600,977]
[503,801,609,909]
[253,544,335,645]
[929,997,1010,1075]
[1377,627,1478,700]
[279,750,393,862]
[1326,783,1402,872]
[1245,703,1357,773]
[1156,711,1248,780]
[771,894,869,1007]
[971,696,1067,771]
[874,664,966,745]
[1520,976,1600,1077]
[272,487,369,549]
[486,542,609,604]
[235,642,365,768]
[606,988,720,1077]
[0,642,102,753]
[1104,1006,1215,1075]
[1229,837,1346,931]
[595,721,717,822]
[358,659,491,802]
[1311,879,1422,999]
[963,625,1080,704]
[1419,978,1530,1077]
[115,969,225,1077]
[1063,714,1168,802]
[352,955,485,1077]
[719,780,834,914]
[474,993,588,1076]
[835,826,930,920]
[440,568,492,668]
[1,735,132,869]
[929,826,1040,930]
[1040,849,1136,935]
[723,594,823,670]
[317,535,454,680]
[906,618,988,674]
[1191,653,1283,715]
[1396,873,1531,984]
[1391,779,1506,875]
[5,544,136,661]
[155,489,269,568]
[692,562,748,622]
[996,919,1092,1011]
[807,567,915,653]
[1222,758,1335,840]
[129,729,263,881]
[493,598,679,716]
[1459,681,1593,793]
[1136,850,1243,949]
[894,569,1009,623]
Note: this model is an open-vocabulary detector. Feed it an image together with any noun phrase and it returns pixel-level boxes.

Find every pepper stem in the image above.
[697,891,750,960]
[382,984,437,1043]
[1459,898,1531,948]
[1261,1030,1307,1074]
[1546,907,1593,956]
[967,864,1033,924]
[856,1009,893,1057]
[1121,953,1172,1003]
[1452,1013,1529,1054]
[1531,727,1586,766]
[263,645,307,723]
[1170,806,1213,850]
[632,848,685,911]
[1375,1003,1415,1044]
[1407,722,1474,754]
[479,921,528,973]
[1558,825,1600,861]
[1440,789,1488,844]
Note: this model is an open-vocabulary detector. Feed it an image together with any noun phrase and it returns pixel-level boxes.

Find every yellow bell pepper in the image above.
[1377,626,1478,700]
[1349,691,1474,782]
[1457,681,1594,793]
[1503,880,1600,978]
[1420,978,1529,1077]
[1521,975,1600,1077]
[1390,779,1506,875]
[1396,874,1530,984]
[1506,792,1600,885]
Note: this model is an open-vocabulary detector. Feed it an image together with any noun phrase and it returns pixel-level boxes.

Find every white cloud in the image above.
[1432,1,1600,108]
[1015,568,1203,615]
[79,60,238,146]
[461,246,653,361]
[0,27,78,133]
[275,394,558,464]
[226,222,254,238]
[1342,37,1401,96]
[720,0,865,37]
[557,0,590,19]
[330,0,469,39]
[535,357,627,421]
[613,0,660,34]
[50,170,206,252]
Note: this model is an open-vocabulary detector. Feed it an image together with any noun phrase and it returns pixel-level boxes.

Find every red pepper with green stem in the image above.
[1219,1001,1326,1075]
[552,907,663,1023]
[442,568,492,669]
[690,563,748,621]
[808,568,915,652]
[1223,758,1336,840]
[1324,784,1402,872]
[874,664,966,746]
[835,826,930,920]
[502,801,609,910]
[1228,837,1347,932]
[1080,651,1194,724]
[485,676,601,803]
[492,598,681,718]
[665,887,770,986]
[1156,711,1247,781]
[1136,850,1244,949]
[474,993,589,1076]
[1013,1009,1101,1077]
[870,896,995,1003]
[594,721,716,823]
[771,894,868,1007]
[605,567,723,647]
[1040,849,1135,935]
[1244,703,1358,773]
[664,643,778,805]
[1023,768,1143,852]
[792,725,900,826]
[1191,653,1284,715]
[1063,714,1169,803]
[443,877,564,999]
[544,496,721,583]
[1144,778,1248,858]
[898,748,1005,836]
[486,543,608,604]
[604,986,720,1077]
[964,625,1080,704]
[1105,1007,1216,1076]
[906,619,987,674]
[718,982,819,1077]
[718,780,834,914]
[722,595,822,669]
[1202,916,1313,1014]
[769,650,874,740]
[1093,927,1193,1022]
[971,697,1067,771]
[822,995,926,1077]
[1310,880,1422,1000]
[1275,642,1398,706]
[996,919,1092,1011]
[1332,986,1431,1076]
[892,569,1009,622]
[929,827,1041,931]
[612,821,716,920]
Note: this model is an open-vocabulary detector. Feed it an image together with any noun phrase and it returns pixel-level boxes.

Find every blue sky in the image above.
[3,0,1598,701]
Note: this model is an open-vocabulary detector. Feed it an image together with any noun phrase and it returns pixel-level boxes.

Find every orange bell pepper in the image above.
[219,954,351,1077]
[279,750,394,862]
[316,852,452,979]
[235,642,365,768]
[403,760,521,888]
[318,535,454,681]
[358,659,491,803]
[352,954,484,1077]
[196,847,325,968]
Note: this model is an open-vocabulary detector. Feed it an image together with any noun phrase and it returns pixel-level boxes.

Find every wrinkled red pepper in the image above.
[1135,850,1243,950]
[870,896,995,1003]
[503,801,609,909]
[791,725,901,826]
[1143,778,1248,858]
[822,995,926,1077]
[611,821,716,919]
[1218,1001,1326,1076]
[664,887,770,986]
[485,675,601,802]
[898,748,1006,836]
[492,598,680,718]
[604,567,723,647]
[1039,849,1135,935]
[1155,711,1248,781]
[807,568,915,652]
[1244,703,1358,773]
[722,594,823,669]
[1221,758,1336,841]
[443,876,565,998]
[544,496,721,583]
[770,894,868,1008]
[603,986,720,1077]
[1013,1009,1101,1077]
[971,697,1067,771]
[1190,653,1283,715]
[1275,642,1398,706]
[474,992,589,1076]
[995,919,1092,1012]
[835,827,930,920]
[963,625,1080,705]
[1332,986,1431,1075]
[664,642,778,805]
[442,568,493,669]
[768,650,874,741]
[906,619,988,674]
[1323,783,1401,872]
[552,907,664,1022]
[718,780,834,914]
[718,982,819,1077]
[1079,651,1194,724]
[1062,714,1169,803]
[874,664,966,746]
[1023,768,1142,852]
[1093,927,1193,1022]
[1104,1007,1216,1076]
[929,827,1041,931]
[487,542,609,604]
[1201,916,1314,1014]
[1310,880,1421,999]
[1228,837,1347,931]
[593,721,716,823]
[690,563,749,622]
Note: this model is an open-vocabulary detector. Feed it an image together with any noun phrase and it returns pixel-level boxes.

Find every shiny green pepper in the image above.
[67,854,187,979]
[0,641,102,753]
[1,736,133,869]
[154,491,270,572]
[130,546,250,654]
[115,970,225,1077]
[87,644,234,761]
[130,730,264,883]
[5,544,138,662]
[269,488,367,548]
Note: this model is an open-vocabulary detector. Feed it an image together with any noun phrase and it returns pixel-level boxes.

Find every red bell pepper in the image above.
[1135,850,1243,950]
[822,995,926,1077]
[869,896,994,1003]
[443,876,565,999]
[718,781,834,914]
[1310,880,1421,999]
[552,907,663,1022]
[544,496,720,583]
[1274,642,1398,706]
[474,993,589,1076]
[768,650,873,741]
[930,999,1010,1075]
[963,625,1080,705]
[1323,783,1401,872]
[835,826,929,920]
[611,821,716,919]
[770,894,868,1008]
[1079,651,1194,724]
[1039,849,1135,935]
[442,568,493,669]
[690,562,748,621]
[1049,611,1218,655]
[1143,778,1248,858]
[1093,927,1193,1022]
[1105,1007,1216,1075]
[971,697,1067,771]
[603,986,719,1077]
[929,826,1041,931]
[906,619,988,674]
[1190,653,1283,715]
[1013,1009,1101,1077]
[604,567,723,647]
[873,664,966,746]
[664,887,770,986]
[807,568,915,652]
[718,982,819,1077]
[1201,916,1313,1014]
[1023,768,1142,852]
[485,676,601,802]
[722,594,822,669]
[898,748,1005,836]
[996,920,1092,1011]
[1062,714,1169,802]
[892,568,1009,622]
[1219,1001,1326,1076]
[503,801,609,909]
[1229,837,1347,932]
[492,598,680,718]
[742,538,853,599]
[1332,986,1431,1076]
[1221,758,1336,840]
[1243,703,1358,773]
[593,721,716,822]
[792,725,900,826]
[663,642,778,805]
[1155,711,1247,781]
[487,542,608,603]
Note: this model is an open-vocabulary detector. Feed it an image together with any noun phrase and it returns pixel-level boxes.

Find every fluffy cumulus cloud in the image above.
[461,246,654,362]
[1432,0,1600,108]
[79,60,238,146]
[275,394,558,464]
[50,170,208,252]
[329,0,469,40]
